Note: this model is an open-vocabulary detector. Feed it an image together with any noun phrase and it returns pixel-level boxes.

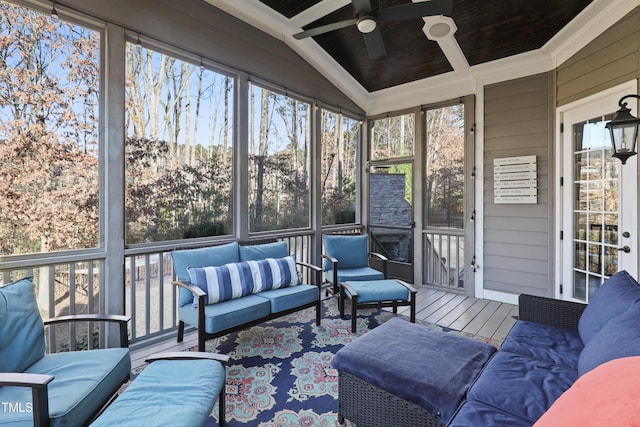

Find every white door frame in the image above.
[555,80,638,301]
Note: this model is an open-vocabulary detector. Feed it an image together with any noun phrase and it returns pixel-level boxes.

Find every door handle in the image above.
[618,246,631,253]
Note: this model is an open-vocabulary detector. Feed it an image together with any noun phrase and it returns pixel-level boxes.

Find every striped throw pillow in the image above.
[187,256,299,306]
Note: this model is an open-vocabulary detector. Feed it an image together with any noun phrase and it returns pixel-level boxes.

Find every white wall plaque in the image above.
[494,155,537,204]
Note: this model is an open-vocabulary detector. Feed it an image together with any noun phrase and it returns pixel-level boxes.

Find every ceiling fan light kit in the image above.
[357,16,377,33]
[293,0,454,59]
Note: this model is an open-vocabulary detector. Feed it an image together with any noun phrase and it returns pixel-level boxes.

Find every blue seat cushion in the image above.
[578,270,640,344]
[239,241,288,261]
[578,304,640,376]
[448,400,532,427]
[90,359,225,427]
[332,318,496,425]
[326,267,384,284]
[343,280,409,303]
[171,242,240,306]
[500,321,584,370]
[323,234,370,270]
[256,284,319,313]
[467,351,577,423]
[0,277,45,373]
[0,348,131,427]
[178,295,271,334]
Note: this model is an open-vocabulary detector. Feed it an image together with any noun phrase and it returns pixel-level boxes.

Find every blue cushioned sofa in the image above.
[334,270,640,426]
[172,240,322,351]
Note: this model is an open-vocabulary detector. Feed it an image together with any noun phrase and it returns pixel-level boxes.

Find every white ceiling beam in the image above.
[422,16,469,72]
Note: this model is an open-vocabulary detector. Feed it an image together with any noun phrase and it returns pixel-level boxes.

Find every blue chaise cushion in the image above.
[188,256,299,306]
[239,241,288,261]
[577,270,640,344]
[0,277,46,373]
[578,304,640,376]
[90,359,224,427]
[171,242,240,306]
[323,234,370,270]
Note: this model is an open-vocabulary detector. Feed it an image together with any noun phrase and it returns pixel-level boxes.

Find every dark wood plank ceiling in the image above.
[259,0,593,92]
[259,0,322,19]
[453,0,594,66]
[304,0,453,92]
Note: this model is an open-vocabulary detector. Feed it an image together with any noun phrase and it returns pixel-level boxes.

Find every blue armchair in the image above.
[0,277,131,427]
[322,234,388,295]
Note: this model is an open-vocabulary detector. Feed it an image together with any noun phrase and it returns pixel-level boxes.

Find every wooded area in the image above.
[0,3,100,255]
[0,1,464,257]
[0,1,361,255]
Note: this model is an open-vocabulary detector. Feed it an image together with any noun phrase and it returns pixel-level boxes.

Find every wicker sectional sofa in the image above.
[333,270,640,426]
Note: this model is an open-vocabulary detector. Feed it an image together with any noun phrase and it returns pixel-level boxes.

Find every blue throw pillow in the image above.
[187,256,299,307]
[578,303,640,376]
[322,234,369,271]
[171,241,240,307]
[578,270,640,344]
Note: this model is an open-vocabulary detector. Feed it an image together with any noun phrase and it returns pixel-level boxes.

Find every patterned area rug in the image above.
[134,297,501,426]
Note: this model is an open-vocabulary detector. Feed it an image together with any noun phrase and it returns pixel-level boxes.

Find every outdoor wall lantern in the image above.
[605,94,640,165]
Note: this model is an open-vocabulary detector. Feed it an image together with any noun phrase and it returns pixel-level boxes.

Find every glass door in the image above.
[369,113,415,281]
[561,86,638,302]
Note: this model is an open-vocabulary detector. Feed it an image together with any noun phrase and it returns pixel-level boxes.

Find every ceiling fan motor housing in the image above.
[356,16,377,33]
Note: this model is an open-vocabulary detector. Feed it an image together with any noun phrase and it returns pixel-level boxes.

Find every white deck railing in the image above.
[1,226,373,349]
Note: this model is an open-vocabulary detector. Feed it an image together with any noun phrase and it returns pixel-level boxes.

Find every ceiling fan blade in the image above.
[293,19,358,39]
[352,0,375,15]
[377,0,453,22]
[363,28,386,59]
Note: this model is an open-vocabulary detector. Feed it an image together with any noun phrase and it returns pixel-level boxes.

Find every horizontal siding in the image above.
[557,8,639,107]
[484,216,549,232]
[484,242,548,261]
[484,255,548,272]
[483,73,553,298]
[482,268,550,296]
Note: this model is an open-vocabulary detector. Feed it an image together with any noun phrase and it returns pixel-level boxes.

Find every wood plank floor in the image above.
[390,285,518,341]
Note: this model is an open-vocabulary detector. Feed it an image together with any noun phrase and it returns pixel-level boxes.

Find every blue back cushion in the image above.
[323,234,369,271]
[187,256,299,307]
[0,277,46,372]
[239,241,288,261]
[578,270,640,344]
[171,242,240,306]
[578,304,640,376]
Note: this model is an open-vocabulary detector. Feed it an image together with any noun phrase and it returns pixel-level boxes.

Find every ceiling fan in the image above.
[292,0,454,59]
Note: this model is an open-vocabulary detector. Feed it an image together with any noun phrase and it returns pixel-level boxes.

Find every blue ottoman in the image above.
[340,279,416,332]
[332,317,497,426]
